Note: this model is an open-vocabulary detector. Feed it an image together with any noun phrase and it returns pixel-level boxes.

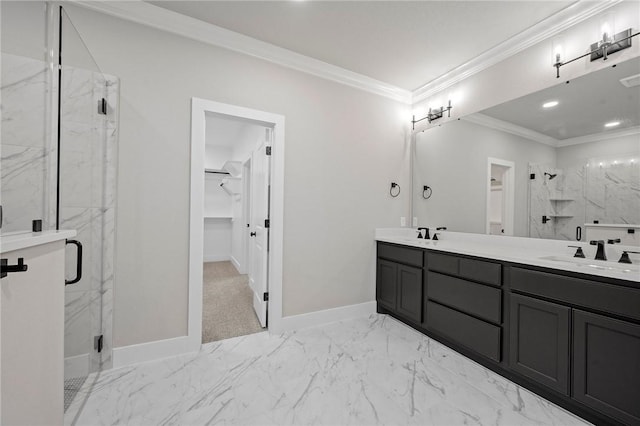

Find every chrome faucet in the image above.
[590,240,607,261]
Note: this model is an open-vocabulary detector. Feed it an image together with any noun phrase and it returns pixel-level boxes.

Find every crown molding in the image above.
[411,0,623,104]
[464,113,559,147]
[556,125,640,147]
[68,0,413,104]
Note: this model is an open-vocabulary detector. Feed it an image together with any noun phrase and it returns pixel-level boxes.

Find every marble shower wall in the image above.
[1,53,52,232]
[61,65,119,378]
[529,157,640,241]
[2,52,119,378]
[585,159,640,225]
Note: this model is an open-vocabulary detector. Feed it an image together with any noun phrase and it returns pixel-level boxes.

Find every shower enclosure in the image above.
[1,0,118,402]
[529,157,640,241]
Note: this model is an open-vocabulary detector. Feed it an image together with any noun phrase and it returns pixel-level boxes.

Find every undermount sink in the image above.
[539,255,640,275]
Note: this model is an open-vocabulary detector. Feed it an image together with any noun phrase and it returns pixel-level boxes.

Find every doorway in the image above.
[486,158,515,236]
[189,99,285,348]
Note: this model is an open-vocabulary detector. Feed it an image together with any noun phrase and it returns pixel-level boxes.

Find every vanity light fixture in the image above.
[542,100,559,109]
[604,121,621,128]
[552,21,639,78]
[411,100,452,130]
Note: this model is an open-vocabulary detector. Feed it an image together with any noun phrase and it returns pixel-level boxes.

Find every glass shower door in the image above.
[59,7,117,384]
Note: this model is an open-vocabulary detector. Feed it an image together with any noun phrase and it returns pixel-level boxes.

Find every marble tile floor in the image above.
[65,314,590,425]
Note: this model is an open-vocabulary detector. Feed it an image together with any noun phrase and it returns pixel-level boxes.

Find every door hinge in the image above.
[266,146,271,156]
[263,292,269,301]
[94,335,104,353]
[98,98,107,115]
[264,219,270,228]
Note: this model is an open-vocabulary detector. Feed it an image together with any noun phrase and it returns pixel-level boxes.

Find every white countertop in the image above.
[376,228,640,283]
[1,230,77,253]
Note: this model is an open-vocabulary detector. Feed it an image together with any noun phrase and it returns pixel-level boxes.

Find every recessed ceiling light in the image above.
[542,101,559,108]
[604,121,621,128]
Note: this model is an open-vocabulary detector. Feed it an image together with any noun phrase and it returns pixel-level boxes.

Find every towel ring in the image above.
[422,186,432,199]
[390,182,401,198]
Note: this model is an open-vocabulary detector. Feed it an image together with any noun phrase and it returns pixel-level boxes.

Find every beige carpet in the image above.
[202,261,265,344]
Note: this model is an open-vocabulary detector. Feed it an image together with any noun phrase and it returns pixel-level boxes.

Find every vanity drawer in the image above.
[427,272,502,324]
[459,258,502,286]
[427,301,501,362]
[378,243,423,267]
[510,267,640,321]
[427,253,459,275]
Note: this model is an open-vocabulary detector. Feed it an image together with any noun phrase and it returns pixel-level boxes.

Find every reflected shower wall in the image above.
[529,155,640,241]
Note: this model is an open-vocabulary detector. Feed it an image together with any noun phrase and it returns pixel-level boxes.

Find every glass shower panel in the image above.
[59,7,118,380]
[1,1,53,233]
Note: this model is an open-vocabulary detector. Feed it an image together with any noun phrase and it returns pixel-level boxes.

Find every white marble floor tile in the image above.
[70,314,591,426]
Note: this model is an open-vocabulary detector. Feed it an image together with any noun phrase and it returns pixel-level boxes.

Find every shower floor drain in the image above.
[64,376,87,412]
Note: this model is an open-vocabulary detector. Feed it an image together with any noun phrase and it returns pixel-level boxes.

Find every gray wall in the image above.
[63,5,410,347]
[414,119,556,236]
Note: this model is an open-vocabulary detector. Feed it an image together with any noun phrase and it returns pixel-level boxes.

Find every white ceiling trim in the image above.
[69,0,413,104]
[556,125,640,147]
[70,0,620,108]
[465,113,558,147]
[411,0,622,104]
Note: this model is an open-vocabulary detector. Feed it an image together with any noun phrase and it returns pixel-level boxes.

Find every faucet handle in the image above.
[568,245,585,258]
[619,250,640,264]
[417,227,430,239]
[436,227,447,231]
[607,238,622,244]
[589,240,604,245]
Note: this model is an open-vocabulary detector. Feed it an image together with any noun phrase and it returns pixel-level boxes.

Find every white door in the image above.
[248,128,271,327]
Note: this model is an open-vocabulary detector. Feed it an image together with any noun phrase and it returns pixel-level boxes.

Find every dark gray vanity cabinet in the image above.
[376,243,424,324]
[376,242,640,425]
[425,252,503,362]
[509,293,570,395]
[376,259,398,311]
[573,310,640,425]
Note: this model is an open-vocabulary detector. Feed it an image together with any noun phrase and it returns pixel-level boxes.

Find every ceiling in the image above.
[149,1,573,91]
[481,56,640,140]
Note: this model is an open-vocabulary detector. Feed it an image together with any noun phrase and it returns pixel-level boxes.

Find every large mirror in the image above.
[412,56,640,243]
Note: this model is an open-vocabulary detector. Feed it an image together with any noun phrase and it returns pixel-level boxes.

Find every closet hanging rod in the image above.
[205,170,230,175]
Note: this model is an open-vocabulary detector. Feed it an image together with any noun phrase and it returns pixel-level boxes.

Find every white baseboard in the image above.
[274,301,376,333]
[112,336,200,368]
[230,255,242,273]
[64,353,90,379]
[203,254,230,262]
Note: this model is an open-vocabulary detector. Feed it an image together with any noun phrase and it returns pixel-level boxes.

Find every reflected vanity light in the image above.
[542,100,559,109]
[604,121,621,128]
[552,15,638,78]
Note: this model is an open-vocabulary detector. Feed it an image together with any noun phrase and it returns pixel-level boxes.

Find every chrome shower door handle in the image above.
[65,239,83,285]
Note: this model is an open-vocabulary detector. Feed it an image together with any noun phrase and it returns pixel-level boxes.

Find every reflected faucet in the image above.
[590,240,607,261]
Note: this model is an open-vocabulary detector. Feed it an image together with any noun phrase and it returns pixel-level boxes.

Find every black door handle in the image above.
[1,257,28,279]
[65,239,83,285]
[250,232,256,237]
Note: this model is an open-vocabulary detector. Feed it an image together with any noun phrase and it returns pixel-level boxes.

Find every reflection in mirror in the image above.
[413,56,640,243]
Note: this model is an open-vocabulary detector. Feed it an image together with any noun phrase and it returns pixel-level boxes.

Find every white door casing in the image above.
[248,129,271,327]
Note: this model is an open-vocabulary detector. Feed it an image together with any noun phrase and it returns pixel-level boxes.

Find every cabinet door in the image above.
[376,259,397,311]
[509,294,570,395]
[573,310,640,425]
[396,264,422,323]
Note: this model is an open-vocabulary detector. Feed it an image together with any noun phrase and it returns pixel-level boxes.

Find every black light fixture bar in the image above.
[554,28,639,79]
[412,100,452,130]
